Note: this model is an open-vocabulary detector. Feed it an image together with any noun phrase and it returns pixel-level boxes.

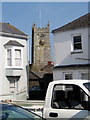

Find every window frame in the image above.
[51,83,89,110]
[15,49,22,67]
[65,73,73,80]
[7,48,12,67]
[63,72,73,80]
[80,72,90,80]
[71,34,83,53]
[6,46,23,69]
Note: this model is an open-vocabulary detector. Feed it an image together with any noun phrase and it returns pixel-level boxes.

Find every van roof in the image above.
[51,79,89,85]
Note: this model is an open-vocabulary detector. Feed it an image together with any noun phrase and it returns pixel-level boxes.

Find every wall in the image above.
[32,24,51,70]
[0,36,28,100]
[53,27,89,80]
[53,27,89,66]
[53,67,89,80]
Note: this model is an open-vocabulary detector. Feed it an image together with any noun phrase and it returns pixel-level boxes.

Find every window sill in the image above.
[71,50,83,54]
[5,68,23,76]
[6,67,23,70]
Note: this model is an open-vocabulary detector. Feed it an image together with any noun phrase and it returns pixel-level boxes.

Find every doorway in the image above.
[7,76,20,93]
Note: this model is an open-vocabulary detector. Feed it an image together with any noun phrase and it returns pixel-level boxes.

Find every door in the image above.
[7,76,20,93]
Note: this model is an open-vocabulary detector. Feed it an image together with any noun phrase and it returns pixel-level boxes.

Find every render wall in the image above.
[53,27,89,66]
[53,67,90,80]
[53,27,90,80]
[0,36,28,100]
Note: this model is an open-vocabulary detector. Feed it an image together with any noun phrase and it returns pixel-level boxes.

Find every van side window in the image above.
[51,84,89,110]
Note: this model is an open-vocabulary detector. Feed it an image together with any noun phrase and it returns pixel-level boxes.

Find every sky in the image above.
[1,2,89,62]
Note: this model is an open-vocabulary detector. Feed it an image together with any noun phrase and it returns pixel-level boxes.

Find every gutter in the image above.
[54,64,90,69]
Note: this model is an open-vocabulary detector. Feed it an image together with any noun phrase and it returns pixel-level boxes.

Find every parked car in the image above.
[0,101,45,120]
[30,86,41,91]
[29,86,45,100]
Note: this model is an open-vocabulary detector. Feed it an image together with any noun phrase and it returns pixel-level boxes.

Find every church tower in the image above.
[31,23,51,71]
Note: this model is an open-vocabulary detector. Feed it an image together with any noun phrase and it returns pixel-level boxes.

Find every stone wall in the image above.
[31,23,51,71]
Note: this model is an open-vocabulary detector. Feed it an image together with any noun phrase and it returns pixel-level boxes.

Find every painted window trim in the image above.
[79,70,90,79]
[71,34,83,53]
[6,46,23,69]
[63,72,73,80]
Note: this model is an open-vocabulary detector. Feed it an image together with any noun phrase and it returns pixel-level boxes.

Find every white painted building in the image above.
[52,13,90,80]
[0,23,29,100]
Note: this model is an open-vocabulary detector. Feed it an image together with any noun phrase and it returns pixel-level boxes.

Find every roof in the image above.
[4,40,24,47]
[0,23,29,39]
[29,71,46,79]
[52,13,90,33]
[54,64,90,69]
[40,64,53,73]
[49,80,89,88]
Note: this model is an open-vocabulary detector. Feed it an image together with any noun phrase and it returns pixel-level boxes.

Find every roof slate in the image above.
[0,23,28,37]
[52,13,90,33]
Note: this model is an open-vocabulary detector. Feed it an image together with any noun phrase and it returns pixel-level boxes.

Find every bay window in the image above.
[6,47,23,68]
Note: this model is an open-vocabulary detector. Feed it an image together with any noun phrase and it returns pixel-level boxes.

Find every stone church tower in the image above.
[31,23,51,71]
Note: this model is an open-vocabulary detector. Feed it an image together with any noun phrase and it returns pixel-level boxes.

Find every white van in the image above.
[43,80,90,119]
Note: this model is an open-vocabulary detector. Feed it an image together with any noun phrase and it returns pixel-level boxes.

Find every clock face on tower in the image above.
[39,40,45,45]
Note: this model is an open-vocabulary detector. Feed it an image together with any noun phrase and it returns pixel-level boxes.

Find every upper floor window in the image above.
[15,49,22,66]
[4,40,24,68]
[6,47,23,68]
[71,35,83,53]
[73,36,82,50]
[7,49,12,66]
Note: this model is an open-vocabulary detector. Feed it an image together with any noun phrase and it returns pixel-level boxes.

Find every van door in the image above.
[45,84,90,119]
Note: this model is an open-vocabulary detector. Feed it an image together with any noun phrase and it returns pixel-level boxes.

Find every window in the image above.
[6,47,23,68]
[51,84,89,110]
[7,49,12,66]
[71,35,83,53]
[73,36,82,50]
[81,73,90,80]
[15,49,21,66]
[65,74,72,80]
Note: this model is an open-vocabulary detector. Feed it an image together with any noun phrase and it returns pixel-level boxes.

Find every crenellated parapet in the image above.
[32,23,50,33]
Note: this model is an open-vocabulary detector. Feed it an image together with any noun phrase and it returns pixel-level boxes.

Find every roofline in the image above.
[50,79,89,84]
[0,32,30,40]
[54,64,90,69]
[4,40,25,47]
[29,70,41,79]
[52,13,89,33]
[49,80,89,88]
